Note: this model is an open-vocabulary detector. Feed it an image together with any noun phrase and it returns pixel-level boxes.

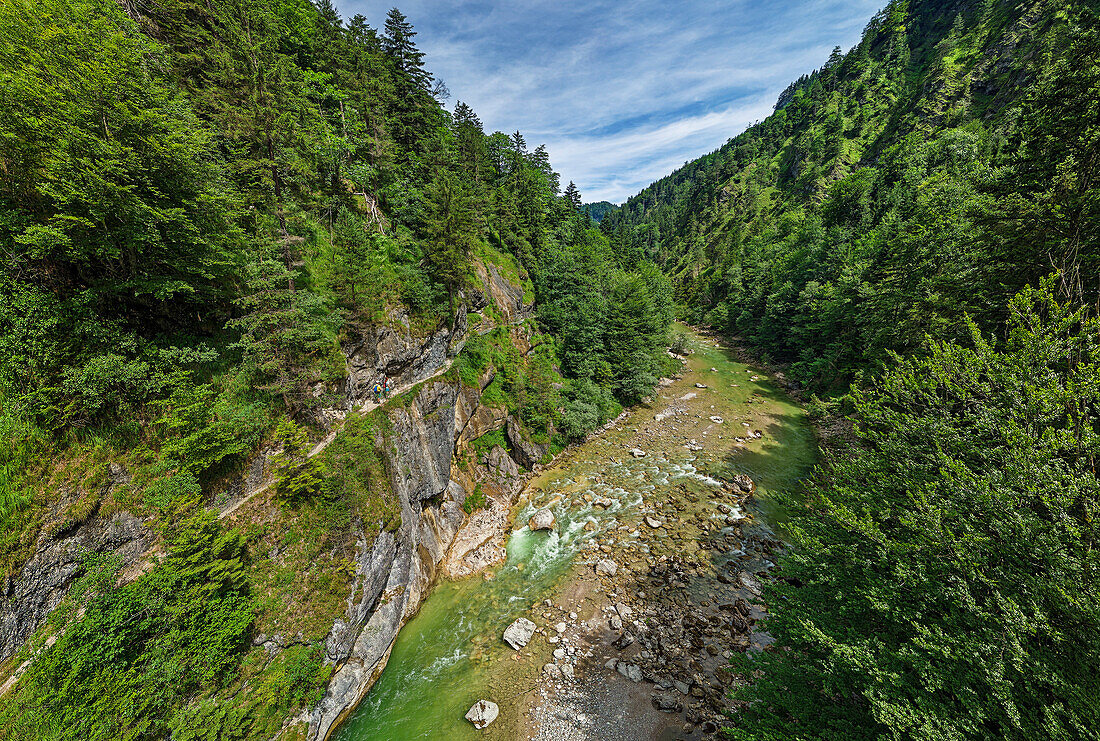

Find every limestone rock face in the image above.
[343,306,468,410]
[484,445,519,478]
[465,699,499,729]
[505,416,549,470]
[387,382,458,504]
[307,380,466,741]
[0,496,151,663]
[503,617,537,650]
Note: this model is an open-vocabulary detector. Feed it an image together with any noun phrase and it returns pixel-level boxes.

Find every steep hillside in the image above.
[582,200,618,223]
[599,2,1100,739]
[0,1,674,739]
[603,0,1099,390]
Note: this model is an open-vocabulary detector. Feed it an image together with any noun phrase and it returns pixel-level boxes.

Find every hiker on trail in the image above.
[372,382,382,403]
[383,376,389,399]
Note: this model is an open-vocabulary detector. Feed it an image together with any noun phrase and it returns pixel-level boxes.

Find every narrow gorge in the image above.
[2,0,1099,740]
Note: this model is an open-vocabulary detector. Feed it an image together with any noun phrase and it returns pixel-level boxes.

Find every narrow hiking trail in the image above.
[217,361,455,521]
[334,327,816,741]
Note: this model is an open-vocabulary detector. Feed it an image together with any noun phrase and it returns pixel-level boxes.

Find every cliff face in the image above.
[306,274,537,738]
[0,258,541,738]
[308,381,467,740]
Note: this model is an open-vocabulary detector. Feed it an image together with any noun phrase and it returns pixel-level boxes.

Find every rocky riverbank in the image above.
[478,330,812,740]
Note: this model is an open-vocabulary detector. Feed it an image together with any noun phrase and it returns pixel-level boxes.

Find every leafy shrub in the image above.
[559,378,621,441]
[462,483,486,514]
[730,285,1100,740]
[805,393,829,422]
[0,510,253,741]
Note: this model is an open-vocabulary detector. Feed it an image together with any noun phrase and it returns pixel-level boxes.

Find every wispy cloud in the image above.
[334,0,884,203]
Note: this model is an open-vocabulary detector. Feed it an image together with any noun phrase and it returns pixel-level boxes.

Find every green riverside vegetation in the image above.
[600,0,1100,738]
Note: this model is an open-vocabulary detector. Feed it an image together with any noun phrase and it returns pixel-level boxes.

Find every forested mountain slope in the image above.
[602,0,1099,391]
[599,1,1100,739]
[0,1,672,738]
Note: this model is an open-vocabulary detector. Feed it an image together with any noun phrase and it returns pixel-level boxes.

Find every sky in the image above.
[333,0,885,204]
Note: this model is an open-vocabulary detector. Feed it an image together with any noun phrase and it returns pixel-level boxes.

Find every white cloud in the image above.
[335,0,884,202]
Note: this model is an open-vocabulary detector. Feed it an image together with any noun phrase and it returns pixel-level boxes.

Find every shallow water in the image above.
[336,328,815,740]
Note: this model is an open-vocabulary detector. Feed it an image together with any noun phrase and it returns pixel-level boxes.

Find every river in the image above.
[336,327,815,740]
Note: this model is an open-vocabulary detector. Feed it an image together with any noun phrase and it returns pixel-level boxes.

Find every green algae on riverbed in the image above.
[335,329,816,740]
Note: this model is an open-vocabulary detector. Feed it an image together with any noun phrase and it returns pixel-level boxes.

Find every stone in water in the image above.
[465,700,499,729]
[503,617,536,649]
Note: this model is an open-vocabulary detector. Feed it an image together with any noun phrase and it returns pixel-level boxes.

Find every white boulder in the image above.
[503,617,536,649]
[528,508,556,531]
[465,700,499,729]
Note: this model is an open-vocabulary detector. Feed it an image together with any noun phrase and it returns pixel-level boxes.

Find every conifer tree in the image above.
[382,7,431,91]
[564,181,582,210]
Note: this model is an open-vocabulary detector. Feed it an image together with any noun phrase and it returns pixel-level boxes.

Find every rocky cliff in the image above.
[307,381,467,740]
[0,257,544,740]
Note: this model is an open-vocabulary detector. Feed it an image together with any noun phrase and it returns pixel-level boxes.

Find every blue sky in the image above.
[333,0,885,203]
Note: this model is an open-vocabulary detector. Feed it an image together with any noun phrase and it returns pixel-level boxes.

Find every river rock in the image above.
[629,448,647,458]
[528,508,555,532]
[503,617,536,649]
[617,662,643,682]
[595,559,618,576]
[709,416,723,423]
[653,691,682,712]
[645,516,662,528]
[465,700,499,729]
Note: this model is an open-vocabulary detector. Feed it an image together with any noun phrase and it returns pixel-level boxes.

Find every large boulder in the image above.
[465,700,499,729]
[528,508,555,532]
[503,617,536,649]
[505,416,550,470]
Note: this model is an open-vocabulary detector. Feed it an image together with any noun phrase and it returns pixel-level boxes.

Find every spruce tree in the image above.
[564,181,582,210]
[382,7,431,91]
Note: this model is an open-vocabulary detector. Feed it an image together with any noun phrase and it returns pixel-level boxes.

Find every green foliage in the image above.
[471,428,508,454]
[604,0,1100,393]
[559,378,622,441]
[422,171,479,312]
[728,283,1100,740]
[271,418,323,506]
[0,510,253,741]
[804,393,829,422]
[0,0,241,425]
[0,1,675,737]
[319,413,400,529]
[462,483,486,514]
[229,258,342,413]
[153,382,271,482]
